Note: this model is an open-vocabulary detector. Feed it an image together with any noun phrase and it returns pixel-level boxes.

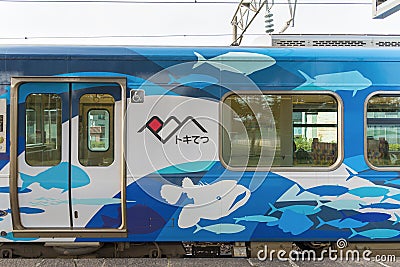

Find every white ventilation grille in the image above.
[272,35,400,47]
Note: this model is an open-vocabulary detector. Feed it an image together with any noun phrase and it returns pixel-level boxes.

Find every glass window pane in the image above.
[222,93,338,168]
[25,94,62,166]
[88,109,110,151]
[367,95,400,167]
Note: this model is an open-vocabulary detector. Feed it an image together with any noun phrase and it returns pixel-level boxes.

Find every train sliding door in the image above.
[10,77,126,238]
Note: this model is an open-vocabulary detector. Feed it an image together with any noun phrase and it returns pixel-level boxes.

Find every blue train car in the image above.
[1,45,400,256]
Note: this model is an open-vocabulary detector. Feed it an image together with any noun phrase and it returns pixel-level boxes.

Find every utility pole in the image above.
[231,0,269,46]
[231,0,297,46]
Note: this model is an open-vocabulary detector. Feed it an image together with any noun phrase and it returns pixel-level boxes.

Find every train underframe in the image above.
[0,241,399,259]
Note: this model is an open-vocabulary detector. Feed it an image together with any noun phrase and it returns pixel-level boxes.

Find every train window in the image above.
[221,93,339,169]
[366,94,400,167]
[88,109,110,151]
[79,94,114,166]
[25,94,62,166]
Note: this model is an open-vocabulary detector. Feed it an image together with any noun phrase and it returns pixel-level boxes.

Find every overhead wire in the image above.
[0,33,262,40]
[0,0,375,41]
[0,0,372,4]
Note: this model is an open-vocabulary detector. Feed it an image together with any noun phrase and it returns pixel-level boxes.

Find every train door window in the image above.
[88,109,110,151]
[79,94,114,166]
[366,94,400,167]
[221,93,339,169]
[25,94,62,166]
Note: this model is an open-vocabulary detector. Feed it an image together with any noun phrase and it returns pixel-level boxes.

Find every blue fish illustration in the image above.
[348,187,389,198]
[384,179,400,186]
[381,193,400,202]
[360,203,400,210]
[233,215,278,224]
[316,216,368,229]
[268,203,321,215]
[295,70,371,97]
[340,211,391,223]
[349,228,400,239]
[272,210,313,235]
[316,199,366,210]
[0,187,32,194]
[20,162,90,192]
[297,184,348,197]
[193,223,245,234]
[5,207,45,214]
[393,213,400,225]
[193,52,275,75]
[168,74,218,89]
[346,168,399,182]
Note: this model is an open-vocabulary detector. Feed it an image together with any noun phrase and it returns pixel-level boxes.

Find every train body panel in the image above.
[0,46,399,244]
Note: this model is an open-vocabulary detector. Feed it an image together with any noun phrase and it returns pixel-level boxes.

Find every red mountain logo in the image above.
[138,116,207,144]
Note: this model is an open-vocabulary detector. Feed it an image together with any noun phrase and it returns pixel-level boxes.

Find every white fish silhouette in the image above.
[193,52,275,75]
[296,70,372,97]
[193,223,245,234]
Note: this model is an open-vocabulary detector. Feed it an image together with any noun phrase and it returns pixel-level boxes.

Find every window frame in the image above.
[78,93,115,167]
[364,91,400,170]
[219,90,344,172]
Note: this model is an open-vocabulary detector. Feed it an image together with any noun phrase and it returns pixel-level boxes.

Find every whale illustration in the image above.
[161,177,251,228]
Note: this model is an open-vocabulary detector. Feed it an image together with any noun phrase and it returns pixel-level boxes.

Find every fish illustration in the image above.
[359,203,400,210]
[233,215,278,224]
[20,162,90,192]
[272,210,313,235]
[382,193,400,202]
[167,74,218,89]
[316,199,366,210]
[349,228,400,239]
[0,187,32,194]
[393,213,400,225]
[316,216,368,229]
[347,168,399,182]
[193,223,245,234]
[296,184,348,197]
[193,52,276,75]
[348,187,389,198]
[5,207,45,214]
[295,70,371,97]
[268,203,321,216]
[161,177,251,228]
[384,179,400,186]
[340,211,391,223]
